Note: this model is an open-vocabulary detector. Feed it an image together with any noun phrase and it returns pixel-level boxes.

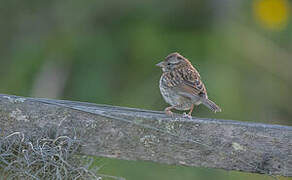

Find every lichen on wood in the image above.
[0,94,291,178]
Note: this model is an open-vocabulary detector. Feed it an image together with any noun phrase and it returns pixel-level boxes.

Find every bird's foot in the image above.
[183,112,192,119]
[165,109,173,116]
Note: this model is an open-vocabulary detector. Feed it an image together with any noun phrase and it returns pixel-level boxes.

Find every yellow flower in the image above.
[253,0,290,30]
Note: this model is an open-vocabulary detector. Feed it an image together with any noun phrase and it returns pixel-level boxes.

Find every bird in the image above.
[156,52,221,117]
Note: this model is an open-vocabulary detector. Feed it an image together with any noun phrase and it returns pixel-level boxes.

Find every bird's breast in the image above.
[159,75,193,110]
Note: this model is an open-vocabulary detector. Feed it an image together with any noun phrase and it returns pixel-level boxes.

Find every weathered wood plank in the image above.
[0,94,291,177]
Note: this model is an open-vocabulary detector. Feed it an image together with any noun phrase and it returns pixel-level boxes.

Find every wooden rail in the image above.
[0,94,291,177]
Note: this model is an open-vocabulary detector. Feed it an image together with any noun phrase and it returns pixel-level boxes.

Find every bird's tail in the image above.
[201,98,222,113]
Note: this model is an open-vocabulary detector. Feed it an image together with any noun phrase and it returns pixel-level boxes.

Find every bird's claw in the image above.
[183,112,192,119]
[165,110,173,116]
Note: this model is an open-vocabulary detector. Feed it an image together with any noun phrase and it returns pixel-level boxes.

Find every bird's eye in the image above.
[167,63,171,65]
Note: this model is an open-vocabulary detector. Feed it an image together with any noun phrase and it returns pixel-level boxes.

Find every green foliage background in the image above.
[0,0,291,179]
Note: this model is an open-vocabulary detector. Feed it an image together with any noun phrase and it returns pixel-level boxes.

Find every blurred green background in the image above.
[0,0,291,179]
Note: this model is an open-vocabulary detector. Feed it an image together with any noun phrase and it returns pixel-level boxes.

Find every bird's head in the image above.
[156,52,189,72]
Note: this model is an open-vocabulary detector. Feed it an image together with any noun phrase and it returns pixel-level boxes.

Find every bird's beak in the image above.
[156,61,164,67]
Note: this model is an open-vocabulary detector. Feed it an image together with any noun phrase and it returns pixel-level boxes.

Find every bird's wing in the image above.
[176,68,207,99]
